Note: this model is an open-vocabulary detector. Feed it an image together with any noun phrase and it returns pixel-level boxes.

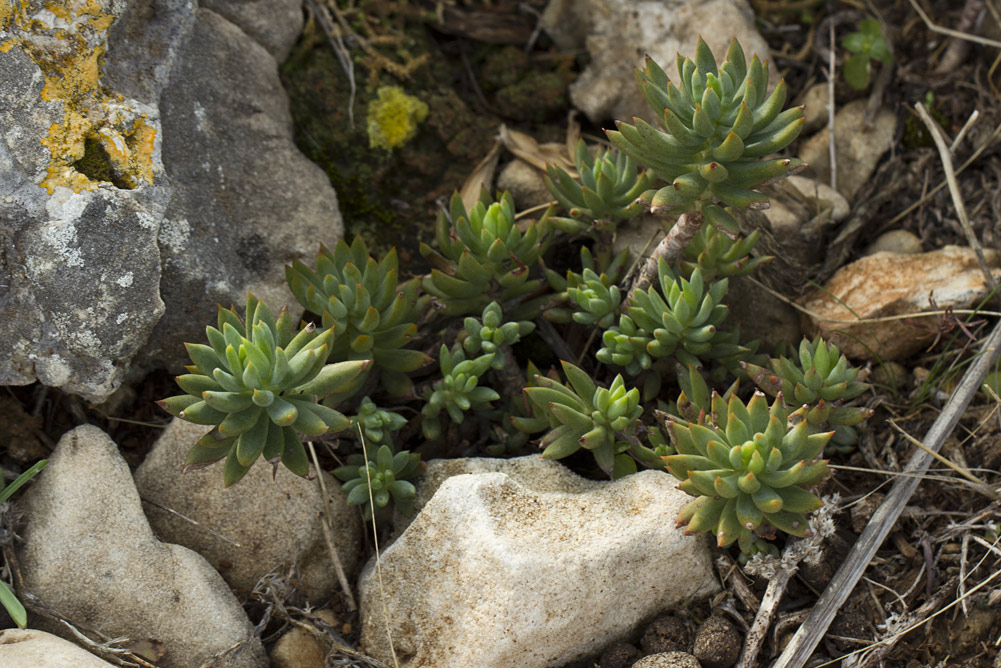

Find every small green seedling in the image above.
[842,19,893,90]
[0,459,47,628]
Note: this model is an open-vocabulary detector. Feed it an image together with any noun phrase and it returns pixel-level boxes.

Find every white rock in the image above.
[863,229,923,256]
[542,0,770,124]
[798,83,830,134]
[798,99,897,201]
[18,425,266,668]
[134,419,360,601]
[360,456,719,668]
[764,175,851,235]
[0,629,117,667]
[799,246,1001,361]
[497,158,554,211]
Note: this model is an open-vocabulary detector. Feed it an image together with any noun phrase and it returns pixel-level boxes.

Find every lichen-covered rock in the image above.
[800,246,1001,361]
[361,456,719,668]
[18,425,267,668]
[0,629,117,668]
[0,1,342,401]
[134,419,360,600]
[541,0,769,124]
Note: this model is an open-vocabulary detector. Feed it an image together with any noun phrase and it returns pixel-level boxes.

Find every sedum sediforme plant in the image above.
[420,191,551,319]
[608,37,805,233]
[159,294,369,486]
[545,139,655,235]
[350,396,408,446]
[543,245,629,325]
[334,444,421,519]
[285,236,431,397]
[458,301,535,371]
[597,261,744,374]
[742,336,872,452]
[664,391,831,557]
[681,223,770,282]
[420,345,500,439]
[520,361,660,478]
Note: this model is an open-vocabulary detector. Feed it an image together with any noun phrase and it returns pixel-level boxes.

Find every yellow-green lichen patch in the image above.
[5,0,156,192]
[366,86,429,152]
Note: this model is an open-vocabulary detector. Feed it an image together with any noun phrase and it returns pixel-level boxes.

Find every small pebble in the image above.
[633,651,701,668]
[693,615,742,668]
[863,230,923,256]
[598,642,642,668]
[641,615,691,654]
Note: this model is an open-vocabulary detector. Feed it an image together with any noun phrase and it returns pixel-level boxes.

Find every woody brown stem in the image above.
[627,210,704,301]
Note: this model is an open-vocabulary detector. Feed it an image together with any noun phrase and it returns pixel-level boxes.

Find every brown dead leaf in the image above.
[499,125,576,177]
[459,135,502,212]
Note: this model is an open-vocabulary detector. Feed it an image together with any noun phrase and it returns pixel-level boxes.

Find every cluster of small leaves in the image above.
[285,236,431,397]
[608,37,805,232]
[545,139,656,234]
[742,337,873,452]
[350,396,407,446]
[333,444,421,520]
[842,19,893,90]
[681,222,771,282]
[543,246,628,324]
[459,302,535,371]
[597,262,743,374]
[665,392,830,557]
[159,294,369,486]
[421,345,500,440]
[420,191,550,319]
[516,361,664,478]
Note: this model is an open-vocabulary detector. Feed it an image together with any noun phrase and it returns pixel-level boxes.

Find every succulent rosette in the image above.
[664,391,831,556]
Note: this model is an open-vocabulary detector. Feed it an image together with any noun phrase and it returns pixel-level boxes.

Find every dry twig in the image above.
[914,101,999,295]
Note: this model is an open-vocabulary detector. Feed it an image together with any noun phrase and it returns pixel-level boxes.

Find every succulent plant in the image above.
[545,139,656,233]
[607,37,805,235]
[285,236,432,397]
[597,261,744,373]
[543,246,629,324]
[459,301,535,370]
[420,345,500,439]
[680,221,771,282]
[159,294,369,486]
[522,361,655,478]
[350,396,408,446]
[567,268,623,328]
[664,391,831,556]
[742,337,872,452]
[333,444,421,519]
[420,191,551,319]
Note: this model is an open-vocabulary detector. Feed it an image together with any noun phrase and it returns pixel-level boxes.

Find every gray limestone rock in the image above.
[18,425,267,668]
[144,7,341,370]
[0,0,342,401]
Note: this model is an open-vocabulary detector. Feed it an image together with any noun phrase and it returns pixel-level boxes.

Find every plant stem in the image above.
[626,210,704,301]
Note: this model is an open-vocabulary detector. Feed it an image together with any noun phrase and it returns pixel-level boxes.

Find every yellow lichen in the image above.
[4,0,157,192]
[366,86,428,152]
